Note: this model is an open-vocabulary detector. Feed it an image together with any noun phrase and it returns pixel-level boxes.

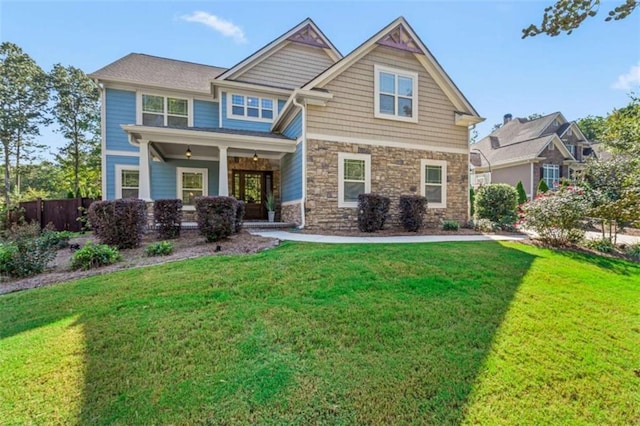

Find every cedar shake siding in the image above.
[235,42,335,89]
[306,45,468,151]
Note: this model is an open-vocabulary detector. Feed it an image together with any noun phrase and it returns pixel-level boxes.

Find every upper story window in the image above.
[374,65,418,123]
[567,144,576,157]
[229,94,274,121]
[142,94,189,128]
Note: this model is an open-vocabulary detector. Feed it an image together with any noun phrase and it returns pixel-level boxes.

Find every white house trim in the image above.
[306,132,468,155]
[106,150,139,157]
[176,167,208,210]
[420,159,447,209]
[226,92,277,123]
[281,199,303,206]
[338,152,371,208]
[115,164,140,199]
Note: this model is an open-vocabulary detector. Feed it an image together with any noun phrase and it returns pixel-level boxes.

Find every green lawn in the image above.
[1,242,638,425]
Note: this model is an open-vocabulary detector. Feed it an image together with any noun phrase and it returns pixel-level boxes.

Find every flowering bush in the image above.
[520,187,588,246]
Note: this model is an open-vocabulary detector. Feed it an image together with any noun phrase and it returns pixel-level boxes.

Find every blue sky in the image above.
[2,0,639,157]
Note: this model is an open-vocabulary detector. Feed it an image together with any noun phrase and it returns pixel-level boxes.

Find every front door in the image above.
[232,170,273,220]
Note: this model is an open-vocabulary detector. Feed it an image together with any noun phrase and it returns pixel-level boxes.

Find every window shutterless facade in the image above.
[542,164,560,188]
[229,93,275,121]
[338,153,371,207]
[177,167,208,207]
[141,94,189,128]
[374,65,418,122]
[115,165,140,199]
[420,159,447,208]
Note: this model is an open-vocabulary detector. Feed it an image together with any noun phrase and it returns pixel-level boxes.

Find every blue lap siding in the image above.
[105,89,137,152]
[280,111,303,202]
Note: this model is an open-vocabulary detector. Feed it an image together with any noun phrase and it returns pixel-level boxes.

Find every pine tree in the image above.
[516,181,528,204]
[537,179,550,194]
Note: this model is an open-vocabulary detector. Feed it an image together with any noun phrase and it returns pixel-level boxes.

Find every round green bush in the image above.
[474,184,518,227]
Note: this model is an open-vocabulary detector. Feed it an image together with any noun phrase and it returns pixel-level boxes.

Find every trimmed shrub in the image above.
[70,242,121,270]
[234,200,245,233]
[469,187,476,217]
[474,184,518,228]
[520,187,588,246]
[195,196,238,242]
[399,195,427,232]
[357,194,390,232]
[154,199,183,239]
[537,179,550,194]
[442,220,460,231]
[584,238,616,253]
[516,181,528,204]
[88,199,147,249]
[145,241,173,257]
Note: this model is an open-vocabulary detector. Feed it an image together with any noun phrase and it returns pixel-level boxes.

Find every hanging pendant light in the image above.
[185,145,192,159]
[253,151,258,162]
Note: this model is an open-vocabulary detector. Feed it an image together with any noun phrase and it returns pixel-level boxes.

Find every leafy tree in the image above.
[577,115,606,141]
[49,64,100,198]
[537,179,550,194]
[601,94,640,156]
[523,0,638,38]
[516,181,528,204]
[0,42,49,207]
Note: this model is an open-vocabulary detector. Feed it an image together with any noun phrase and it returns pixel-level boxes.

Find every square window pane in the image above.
[344,159,365,181]
[247,97,259,108]
[182,172,203,189]
[261,99,273,109]
[398,97,413,117]
[344,182,365,203]
[168,116,188,128]
[380,72,395,94]
[142,113,164,127]
[121,188,139,199]
[142,95,164,113]
[232,95,244,105]
[232,105,244,116]
[168,98,188,116]
[379,94,395,115]
[247,107,259,118]
[425,165,442,184]
[398,76,413,96]
[182,190,203,206]
[425,185,442,204]
[122,170,139,187]
[262,109,273,119]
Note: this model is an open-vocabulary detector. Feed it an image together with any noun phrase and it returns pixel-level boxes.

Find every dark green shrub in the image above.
[474,184,518,228]
[39,226,73,250]
[154,199,183,239]
[70,242,121,270]
[470,187,476,217]
[537,179,550,194]
[195,196,237,242]
[0,205,25,230]
[88,199,147,249]
[357,193,390,232]
[399,195,427,232]
[624,243,640,260]
[442,220,460,231]
[145,241,173,256]
[516,181,528,204]
[584,238,616,253]
[234,200,245,233]
[0,222,58,277]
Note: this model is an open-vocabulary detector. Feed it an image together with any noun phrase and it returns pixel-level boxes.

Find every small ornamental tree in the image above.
[474,184,518,228]
[516,181,528,204]
[520,187,588,246]
[537,179,550,194]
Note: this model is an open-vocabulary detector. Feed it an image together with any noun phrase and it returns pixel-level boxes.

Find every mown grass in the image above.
[0,241,638,425]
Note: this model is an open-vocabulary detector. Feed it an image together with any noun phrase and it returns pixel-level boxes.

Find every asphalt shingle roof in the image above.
[472,135,555,167]
[89,53,227,93]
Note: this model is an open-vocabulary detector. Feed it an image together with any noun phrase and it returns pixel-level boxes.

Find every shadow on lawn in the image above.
[1,241,539,424]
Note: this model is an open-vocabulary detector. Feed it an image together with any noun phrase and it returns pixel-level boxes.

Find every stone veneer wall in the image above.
[533,145,570,188]
[281,202,302,225]
[227,156,281,221]
[305,139,468,231]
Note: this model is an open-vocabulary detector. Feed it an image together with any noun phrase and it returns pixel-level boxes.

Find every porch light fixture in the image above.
[185,145,192,159]
[253,151,258,162]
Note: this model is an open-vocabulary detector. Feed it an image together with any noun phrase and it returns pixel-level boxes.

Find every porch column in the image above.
[138,139,152,201]
[218,146,229,196]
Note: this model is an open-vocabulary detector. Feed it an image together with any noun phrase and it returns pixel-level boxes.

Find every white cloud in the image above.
[612,62,640,90]
[181,12,246,44]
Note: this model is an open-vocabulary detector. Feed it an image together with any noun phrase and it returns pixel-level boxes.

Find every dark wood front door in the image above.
[232,170,273,220]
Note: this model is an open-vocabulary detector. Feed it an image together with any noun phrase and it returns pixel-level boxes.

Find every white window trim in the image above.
[226,92,276,123]
[338,152,371,208]
[542,164,560,188]
[420,159,447,209]
[373,64,419,123]
[136,91,194,127]
[115,164,140,199]
[177,167,208,210]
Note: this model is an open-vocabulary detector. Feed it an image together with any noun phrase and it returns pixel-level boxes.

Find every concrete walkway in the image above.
[248,230,528,244]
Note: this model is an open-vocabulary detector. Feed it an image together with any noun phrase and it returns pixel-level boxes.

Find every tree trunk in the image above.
[74,135,79,198]
[15,133,21,196]
[3,140,11,209]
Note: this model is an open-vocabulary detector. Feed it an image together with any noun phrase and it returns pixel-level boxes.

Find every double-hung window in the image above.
[142,94,189,128]
[338,153,371,208]
[420,159,447,208]
[177,167,208,207]
[230,94,274,121]
[115,165,140,199]
[374,65,418,122]
[542,164,560,188]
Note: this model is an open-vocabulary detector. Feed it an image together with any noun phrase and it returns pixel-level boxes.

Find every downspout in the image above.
[292,95,306,229]
[96,80,107,199]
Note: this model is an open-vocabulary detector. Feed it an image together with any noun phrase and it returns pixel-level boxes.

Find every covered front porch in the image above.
[121,125,297,221]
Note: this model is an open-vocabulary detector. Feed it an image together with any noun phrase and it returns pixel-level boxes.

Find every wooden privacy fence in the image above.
[19,198,98,232]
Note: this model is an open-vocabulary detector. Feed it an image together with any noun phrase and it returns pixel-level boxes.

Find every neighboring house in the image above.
[90,17,482,230]
[470,112,595,198]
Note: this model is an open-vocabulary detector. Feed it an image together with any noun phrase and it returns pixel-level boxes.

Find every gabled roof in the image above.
[215,18,342,81]
[472,135,556,167]
[301,16,480,119]
[489,112,565,146]
[89,53,226,94]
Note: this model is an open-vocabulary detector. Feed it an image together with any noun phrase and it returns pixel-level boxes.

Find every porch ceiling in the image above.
[153,142,286,161]
[121,125,297,154]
